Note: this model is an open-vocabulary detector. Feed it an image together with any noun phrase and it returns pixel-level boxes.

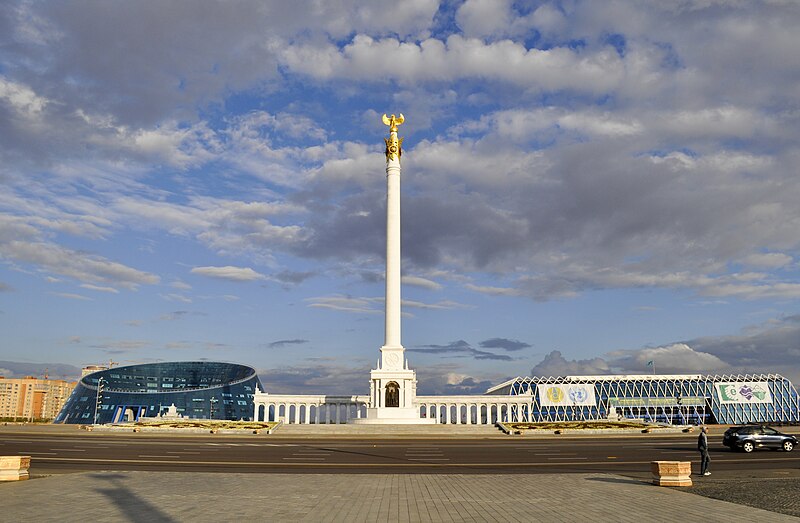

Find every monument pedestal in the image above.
[353,345,435,424]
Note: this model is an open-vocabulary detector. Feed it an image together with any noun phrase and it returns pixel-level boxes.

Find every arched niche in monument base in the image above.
[385,381,400,407]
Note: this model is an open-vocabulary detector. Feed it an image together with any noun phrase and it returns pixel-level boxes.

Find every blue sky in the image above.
[2,1,800,393]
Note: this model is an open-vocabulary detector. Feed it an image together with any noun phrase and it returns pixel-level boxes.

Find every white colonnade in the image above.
[252,393,369,424]
[253,391,531,425]
[415,396,531,424]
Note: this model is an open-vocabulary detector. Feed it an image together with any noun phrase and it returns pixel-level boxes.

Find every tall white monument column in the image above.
[382,114,404,362]
[355,113,433,424]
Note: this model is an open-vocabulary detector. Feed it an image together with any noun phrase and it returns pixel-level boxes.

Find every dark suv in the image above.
[723,425,798,453]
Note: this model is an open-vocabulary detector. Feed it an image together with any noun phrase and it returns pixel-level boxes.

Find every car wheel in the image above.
[742,441,755,453]
[783,441,794,452]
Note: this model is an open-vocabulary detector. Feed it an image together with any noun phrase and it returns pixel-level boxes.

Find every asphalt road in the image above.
[2,426,799,478]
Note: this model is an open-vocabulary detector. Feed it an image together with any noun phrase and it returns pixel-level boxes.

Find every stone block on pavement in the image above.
[0,455,30,481]
[651,460,692,487]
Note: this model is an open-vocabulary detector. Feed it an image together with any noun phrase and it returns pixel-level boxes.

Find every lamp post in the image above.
[209,396,218,420]
[94,377,105,425]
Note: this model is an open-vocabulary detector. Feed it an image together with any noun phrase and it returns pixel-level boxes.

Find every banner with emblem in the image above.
[538,384,597,407]
[715,382,772,404]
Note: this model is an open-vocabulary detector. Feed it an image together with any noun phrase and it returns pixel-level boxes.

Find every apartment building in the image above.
[0,376,76,421]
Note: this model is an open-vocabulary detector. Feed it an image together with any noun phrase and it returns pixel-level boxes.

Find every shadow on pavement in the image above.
[89,473,175,523]
[585,476,650,486]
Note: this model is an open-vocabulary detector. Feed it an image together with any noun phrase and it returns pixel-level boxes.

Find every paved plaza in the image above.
[4,471,798,522]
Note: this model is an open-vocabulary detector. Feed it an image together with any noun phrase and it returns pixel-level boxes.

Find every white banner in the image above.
[715,382,772,404]
[538,384,596,407]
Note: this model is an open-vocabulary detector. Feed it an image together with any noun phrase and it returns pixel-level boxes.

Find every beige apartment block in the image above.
[0,376,76,421]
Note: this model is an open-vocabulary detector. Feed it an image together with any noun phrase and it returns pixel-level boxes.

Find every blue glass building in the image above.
[55,361,262,424]
[487,374,800,425]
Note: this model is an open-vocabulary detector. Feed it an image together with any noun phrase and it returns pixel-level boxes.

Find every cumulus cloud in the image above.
[418,372,496,395]
[530,350,611,377]
[281,35,625,93]
[3,1,800,388]
[689,316,800,373]
[526,316,800,383]
[608,343,728,374]
[3,1,800,307]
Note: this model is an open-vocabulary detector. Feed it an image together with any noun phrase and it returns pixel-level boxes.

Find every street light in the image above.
[94,377,105,425]
[209,396,218,420]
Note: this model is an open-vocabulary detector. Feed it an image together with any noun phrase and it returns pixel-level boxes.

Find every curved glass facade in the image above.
[487,374,800,425]
[55,361,263,424]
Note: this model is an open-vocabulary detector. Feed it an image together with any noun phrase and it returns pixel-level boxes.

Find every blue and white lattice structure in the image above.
[487,374,800,425]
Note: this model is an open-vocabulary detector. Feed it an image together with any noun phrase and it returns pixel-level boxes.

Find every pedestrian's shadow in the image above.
[88,473,175,523]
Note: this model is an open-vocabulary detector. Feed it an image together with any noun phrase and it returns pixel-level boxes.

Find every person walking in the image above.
[698,425,711,476]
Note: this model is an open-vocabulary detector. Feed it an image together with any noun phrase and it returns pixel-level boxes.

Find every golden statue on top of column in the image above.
[382,113,404,161]
[382,113,404,132]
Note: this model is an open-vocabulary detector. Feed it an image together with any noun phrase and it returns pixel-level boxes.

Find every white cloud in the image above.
[609,343,728,374]
[0,77,49,117]
[170,280,192,291]
[464,283,522,297]
[531,350,611,377]
[281,35,625,93]
[741,253,792,269]
[80,284,119,294]
[190,266,266,282]
[305,295,383,314]
[401,299,470,310]
[160,293,192,304]
[0,214,159,290]
[402,275,442,290]
[52,292,92,301]
[4,240,159,289]
[455,0,513,38]
[3,0,800,387]
[113,195,308,261]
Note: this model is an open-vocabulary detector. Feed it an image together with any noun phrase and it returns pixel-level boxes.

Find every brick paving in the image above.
[686,476,800,518]
[2,471,798,522]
